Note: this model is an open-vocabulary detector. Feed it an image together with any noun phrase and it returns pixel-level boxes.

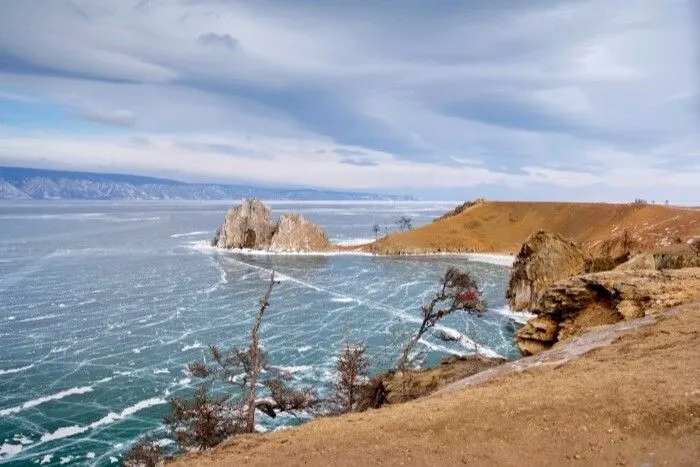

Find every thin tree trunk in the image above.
[246,272,276,432]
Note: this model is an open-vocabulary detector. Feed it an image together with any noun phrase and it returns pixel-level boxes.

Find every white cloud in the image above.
[0,0,696,199]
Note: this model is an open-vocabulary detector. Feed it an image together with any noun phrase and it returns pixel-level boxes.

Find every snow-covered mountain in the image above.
[0,167,412,201]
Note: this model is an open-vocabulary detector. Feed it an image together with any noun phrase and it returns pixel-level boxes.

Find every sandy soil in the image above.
[171,302,700,466]
[370,201,700,255]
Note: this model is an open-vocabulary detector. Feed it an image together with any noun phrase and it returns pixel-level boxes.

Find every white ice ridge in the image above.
[0,386,94,417]
[170,230,211,238]
[0,363,34,376]
[39,397,167,442]
[490,305,535,324]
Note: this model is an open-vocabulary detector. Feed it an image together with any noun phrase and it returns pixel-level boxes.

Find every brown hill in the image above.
[170,302,700,466]
[372,201,700,255]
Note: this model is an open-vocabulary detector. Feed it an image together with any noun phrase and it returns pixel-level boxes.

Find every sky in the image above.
[0,0,698,201]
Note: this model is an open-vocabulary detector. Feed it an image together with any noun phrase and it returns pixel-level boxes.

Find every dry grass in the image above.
[169,302,700,466]
[369,201,700,255]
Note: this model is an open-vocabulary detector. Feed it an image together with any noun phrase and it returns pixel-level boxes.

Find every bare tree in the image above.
[395,216,413,231]
[333,342,371,413]
[245,272,276,431]
[167,272,318,451]
[372,223,381,241]
[397,267,486,370]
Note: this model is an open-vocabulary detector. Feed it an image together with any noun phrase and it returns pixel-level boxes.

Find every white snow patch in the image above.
[40,454,53,464]
[0,442,22,458]
[13,434,33,445]
[333,237,374,246]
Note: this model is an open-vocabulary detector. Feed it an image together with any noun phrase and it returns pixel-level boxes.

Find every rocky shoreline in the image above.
[173,199,700,465]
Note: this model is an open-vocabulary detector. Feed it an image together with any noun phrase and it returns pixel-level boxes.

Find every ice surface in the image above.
[0,200,521,463]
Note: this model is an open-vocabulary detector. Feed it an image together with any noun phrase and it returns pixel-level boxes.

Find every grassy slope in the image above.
[372,201,700,255]
[172,302,700,466]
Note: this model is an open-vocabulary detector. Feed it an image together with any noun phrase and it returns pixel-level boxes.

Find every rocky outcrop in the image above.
[212,199,332,253]
[615,251,700,271]
[506,231,588,311]
[212,199,275,249]
[515,268,700,355]
[614,253,658,271]
[269,214,331,252]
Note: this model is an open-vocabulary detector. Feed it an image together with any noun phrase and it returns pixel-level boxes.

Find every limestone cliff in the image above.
[506,231,588,311]
[515,268,700,355]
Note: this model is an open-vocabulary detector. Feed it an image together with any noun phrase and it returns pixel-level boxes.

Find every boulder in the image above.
[506,231,588,311]
[515,316,559,356]
[614,253,657,271]
[212,199,275,249]
[269,214,331,252]
[515,268,700,355]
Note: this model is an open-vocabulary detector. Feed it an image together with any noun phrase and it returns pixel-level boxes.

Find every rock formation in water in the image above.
[515,267,700,355]
[212,199,331,253]
[269,214,331,252]
[506,231,588,311]
[212,199,276,249]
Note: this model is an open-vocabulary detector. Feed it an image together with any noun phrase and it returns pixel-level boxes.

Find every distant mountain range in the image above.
[0,167,412,201]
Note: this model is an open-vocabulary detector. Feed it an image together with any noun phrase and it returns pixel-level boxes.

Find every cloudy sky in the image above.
[0,0,698,200]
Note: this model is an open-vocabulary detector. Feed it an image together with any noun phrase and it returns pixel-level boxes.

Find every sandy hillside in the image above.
[171,302,700,467]
[371,201,700,255]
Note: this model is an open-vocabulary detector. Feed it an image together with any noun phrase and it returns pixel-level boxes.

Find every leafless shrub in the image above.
[332,342,371,413]
[123,435,166,467]
[395,215,413,231]
[690,239,700,257]
[164,386,246,451]
[354,376,387,411]
[397,266,486,370]
[265,378,318,414]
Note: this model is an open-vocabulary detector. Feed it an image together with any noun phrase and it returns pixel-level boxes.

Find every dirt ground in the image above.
[171,302,700,466]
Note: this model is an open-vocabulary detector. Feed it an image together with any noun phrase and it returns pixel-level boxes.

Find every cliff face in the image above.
[212,200,332,253]
[506,231,588,311]
[515,268,700,355]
